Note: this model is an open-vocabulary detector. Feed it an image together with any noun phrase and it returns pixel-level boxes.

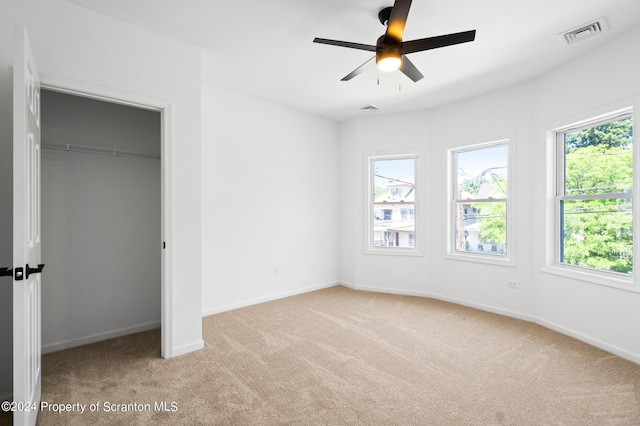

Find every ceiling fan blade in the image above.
[313,38,377,52]
[399,55,424,82]
[386,0,412,41]
[402,30,476,55]
[341,57,376,81]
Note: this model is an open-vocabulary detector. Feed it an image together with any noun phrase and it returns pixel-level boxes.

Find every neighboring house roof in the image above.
[464,222,480,232]
[460,182,505,200]
[375,182,415,203]
[387,224,415,233]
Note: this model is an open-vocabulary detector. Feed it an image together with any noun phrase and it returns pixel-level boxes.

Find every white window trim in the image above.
[445,137,515,267]
[543,105,640,293]
[366,152,423,256]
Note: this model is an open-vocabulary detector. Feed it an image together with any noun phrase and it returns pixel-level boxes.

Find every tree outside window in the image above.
[557,114,633,275]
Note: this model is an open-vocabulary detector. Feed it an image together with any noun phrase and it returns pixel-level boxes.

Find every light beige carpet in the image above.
[21,286,640,425]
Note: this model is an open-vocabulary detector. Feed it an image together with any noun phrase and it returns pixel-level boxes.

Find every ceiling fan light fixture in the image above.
[376,50,402,72]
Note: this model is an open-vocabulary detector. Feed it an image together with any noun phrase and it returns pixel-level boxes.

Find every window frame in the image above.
[546,107,639,291]
[366,153,422,256]
[446,138,515,266]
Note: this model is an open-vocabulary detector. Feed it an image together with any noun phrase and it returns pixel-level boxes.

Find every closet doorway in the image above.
[40,89,162,354]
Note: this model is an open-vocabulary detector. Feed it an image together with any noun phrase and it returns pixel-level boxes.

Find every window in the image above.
[449,141,510,262]
[554,110,634,278]
[369,155,418,254]
[391,187,403,198]
[398,208,415,222]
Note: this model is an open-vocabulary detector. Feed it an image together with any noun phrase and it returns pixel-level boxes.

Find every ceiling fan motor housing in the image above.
[376,35,402,67]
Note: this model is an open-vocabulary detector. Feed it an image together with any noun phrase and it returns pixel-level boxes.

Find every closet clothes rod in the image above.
[41,142,161,160]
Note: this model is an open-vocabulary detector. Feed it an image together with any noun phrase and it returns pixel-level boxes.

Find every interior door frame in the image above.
[39,74,174,359]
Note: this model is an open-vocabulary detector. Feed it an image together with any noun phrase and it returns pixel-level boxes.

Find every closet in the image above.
[40,90,161,352]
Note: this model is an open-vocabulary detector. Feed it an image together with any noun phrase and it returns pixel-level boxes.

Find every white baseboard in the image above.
[340,281,432,298]
[425,291,537,323]
[341,282,536,322]
[42,321,161,354]
[170,340,205,358]
[339,282,640,365]
[536,318,640,365]
[201,281,338,318]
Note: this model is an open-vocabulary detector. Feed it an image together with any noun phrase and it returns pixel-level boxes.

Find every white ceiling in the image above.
[65,0,640,122]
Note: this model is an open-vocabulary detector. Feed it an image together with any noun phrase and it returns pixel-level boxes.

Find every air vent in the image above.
[558,17,608,46]
[360,104,380,111]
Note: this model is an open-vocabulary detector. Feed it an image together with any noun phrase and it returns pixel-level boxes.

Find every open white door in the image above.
[13,23,42,426]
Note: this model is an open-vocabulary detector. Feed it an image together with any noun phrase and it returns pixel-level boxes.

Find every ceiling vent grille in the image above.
[559,17,608,46]
[360,104,380,111]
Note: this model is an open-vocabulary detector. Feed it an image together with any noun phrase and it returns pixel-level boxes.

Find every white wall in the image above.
[339,90,536,313]
[201,84,338,315]
[532,25,640,362]
[338,25,640,363]
[40,90,161,353]
[0,0,203,399]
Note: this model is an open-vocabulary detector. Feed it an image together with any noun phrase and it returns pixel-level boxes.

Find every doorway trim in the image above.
[39,73,174,359]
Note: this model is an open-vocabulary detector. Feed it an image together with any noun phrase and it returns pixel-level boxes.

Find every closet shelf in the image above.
[42,142,160,160]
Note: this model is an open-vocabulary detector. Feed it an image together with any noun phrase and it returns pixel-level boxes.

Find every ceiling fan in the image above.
[313,0,476,82]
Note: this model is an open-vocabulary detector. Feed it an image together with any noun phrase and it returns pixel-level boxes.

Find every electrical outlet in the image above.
[506,280,520,289]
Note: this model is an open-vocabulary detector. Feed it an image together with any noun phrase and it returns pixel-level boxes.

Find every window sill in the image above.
[444,251,515,267]
[365,247,424,257]
[541,264,639,293]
